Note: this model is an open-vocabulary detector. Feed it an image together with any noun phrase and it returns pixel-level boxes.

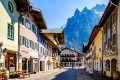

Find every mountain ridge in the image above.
[61,4,106,53]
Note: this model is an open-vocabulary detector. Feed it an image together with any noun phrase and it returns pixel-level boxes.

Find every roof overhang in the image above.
[89,25,99,41]
[40,34,61,52]
[98,0,119,28]
[40,29,65,45]
[14,0,30,12]
[30,8,47,29]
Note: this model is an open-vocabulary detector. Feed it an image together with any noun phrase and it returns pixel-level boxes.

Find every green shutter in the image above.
[28,39,30,48]
[25,38,27,47]
[32,41,34,49]
[20,36,22,45]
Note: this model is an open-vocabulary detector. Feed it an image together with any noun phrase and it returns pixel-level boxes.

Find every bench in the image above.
[13,71,30,78]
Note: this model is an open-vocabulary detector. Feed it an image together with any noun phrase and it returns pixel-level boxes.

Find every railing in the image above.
[60,60,77,62]
[60,55,75,57]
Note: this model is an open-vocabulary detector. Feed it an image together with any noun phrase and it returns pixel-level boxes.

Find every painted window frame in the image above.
[8,23,14,40]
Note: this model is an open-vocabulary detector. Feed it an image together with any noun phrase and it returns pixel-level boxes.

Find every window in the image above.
[30,40,32,48]
[41,47,42,53]
[108,38,110,48]
[32,41,34,49]
[20,16,24,25]
[35,43,38,50]
[113,34,116,46]
[8,24,14,40]
[32,24,36,34]
[106,60,110,71]
[8,1,14,13]
[113,12,116,24]
[37,29,39,36]
[22,37,26,46]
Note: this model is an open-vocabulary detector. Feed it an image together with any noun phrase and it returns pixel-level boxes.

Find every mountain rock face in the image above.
[61,4,106,53]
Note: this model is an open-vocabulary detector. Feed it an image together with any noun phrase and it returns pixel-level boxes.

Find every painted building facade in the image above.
[0,0,19,76]
[60,48,84,67]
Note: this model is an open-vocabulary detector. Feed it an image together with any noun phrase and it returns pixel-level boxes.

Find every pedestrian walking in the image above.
[72,64,74,69]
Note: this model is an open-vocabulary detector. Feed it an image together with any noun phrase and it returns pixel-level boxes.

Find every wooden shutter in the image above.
[20,36,22,45]
[25,38,27,47]
[110,16,112,44]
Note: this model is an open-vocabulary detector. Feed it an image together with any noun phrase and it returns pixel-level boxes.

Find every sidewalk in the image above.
[76,68,113,80]
[9,68,64,80]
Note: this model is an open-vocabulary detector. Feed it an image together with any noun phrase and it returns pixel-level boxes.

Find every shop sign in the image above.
[21,50,29,54]
[10,67,15,71]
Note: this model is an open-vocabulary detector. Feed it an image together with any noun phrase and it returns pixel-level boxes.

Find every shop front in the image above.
[5,52,17,76]
[20,49,30,72]
[30,52,39,73]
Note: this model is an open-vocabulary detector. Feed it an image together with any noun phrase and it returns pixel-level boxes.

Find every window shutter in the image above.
[28,39,30,48]
[25,19,27,28]
[20,36,22,45]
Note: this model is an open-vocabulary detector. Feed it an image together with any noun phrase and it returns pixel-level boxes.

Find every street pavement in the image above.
[10,67,77,80]
[10,67,113,80]
[76,68,113,80]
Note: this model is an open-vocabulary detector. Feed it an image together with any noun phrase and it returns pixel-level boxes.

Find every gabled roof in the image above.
[98,0,119,28]
[83,42,88,47]
[30,8,47,29]
[82,42,89,53]
[40,29,65,45]
[62,48,84,55]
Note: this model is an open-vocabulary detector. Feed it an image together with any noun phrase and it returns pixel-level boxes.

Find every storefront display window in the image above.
[10,54,15,71]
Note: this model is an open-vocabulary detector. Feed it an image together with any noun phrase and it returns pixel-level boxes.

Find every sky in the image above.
[29,0,109,29]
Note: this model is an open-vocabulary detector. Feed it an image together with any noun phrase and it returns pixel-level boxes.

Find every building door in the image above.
[111,59,117,77]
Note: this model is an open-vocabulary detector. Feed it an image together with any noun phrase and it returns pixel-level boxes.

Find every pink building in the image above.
[19,8,47,73]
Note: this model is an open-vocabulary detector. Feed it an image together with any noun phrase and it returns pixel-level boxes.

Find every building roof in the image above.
[98,0,119,28]
[40,29,65,45]
[62,48,84,55]
[30,8,47,29]
[82,42,89,53]
[40,34,61,52]
[83,42,88,47]
[14,0,30,12]
[89,25,99,42]
[40,29,63,33]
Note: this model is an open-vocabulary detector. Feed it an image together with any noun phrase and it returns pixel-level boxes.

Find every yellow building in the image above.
[89,26,103,72]
[97,0,119,77]
[0,0,19,75]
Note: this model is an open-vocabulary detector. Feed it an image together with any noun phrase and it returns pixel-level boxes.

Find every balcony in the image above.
[60,60,77,62]
[60,55,75,57]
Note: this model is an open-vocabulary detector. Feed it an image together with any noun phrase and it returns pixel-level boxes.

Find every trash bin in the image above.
[5,70,9,80]
[113,71,120,80]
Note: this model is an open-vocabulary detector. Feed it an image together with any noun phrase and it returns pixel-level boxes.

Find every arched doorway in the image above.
[40,61,45,71]
[111,59,117,77]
